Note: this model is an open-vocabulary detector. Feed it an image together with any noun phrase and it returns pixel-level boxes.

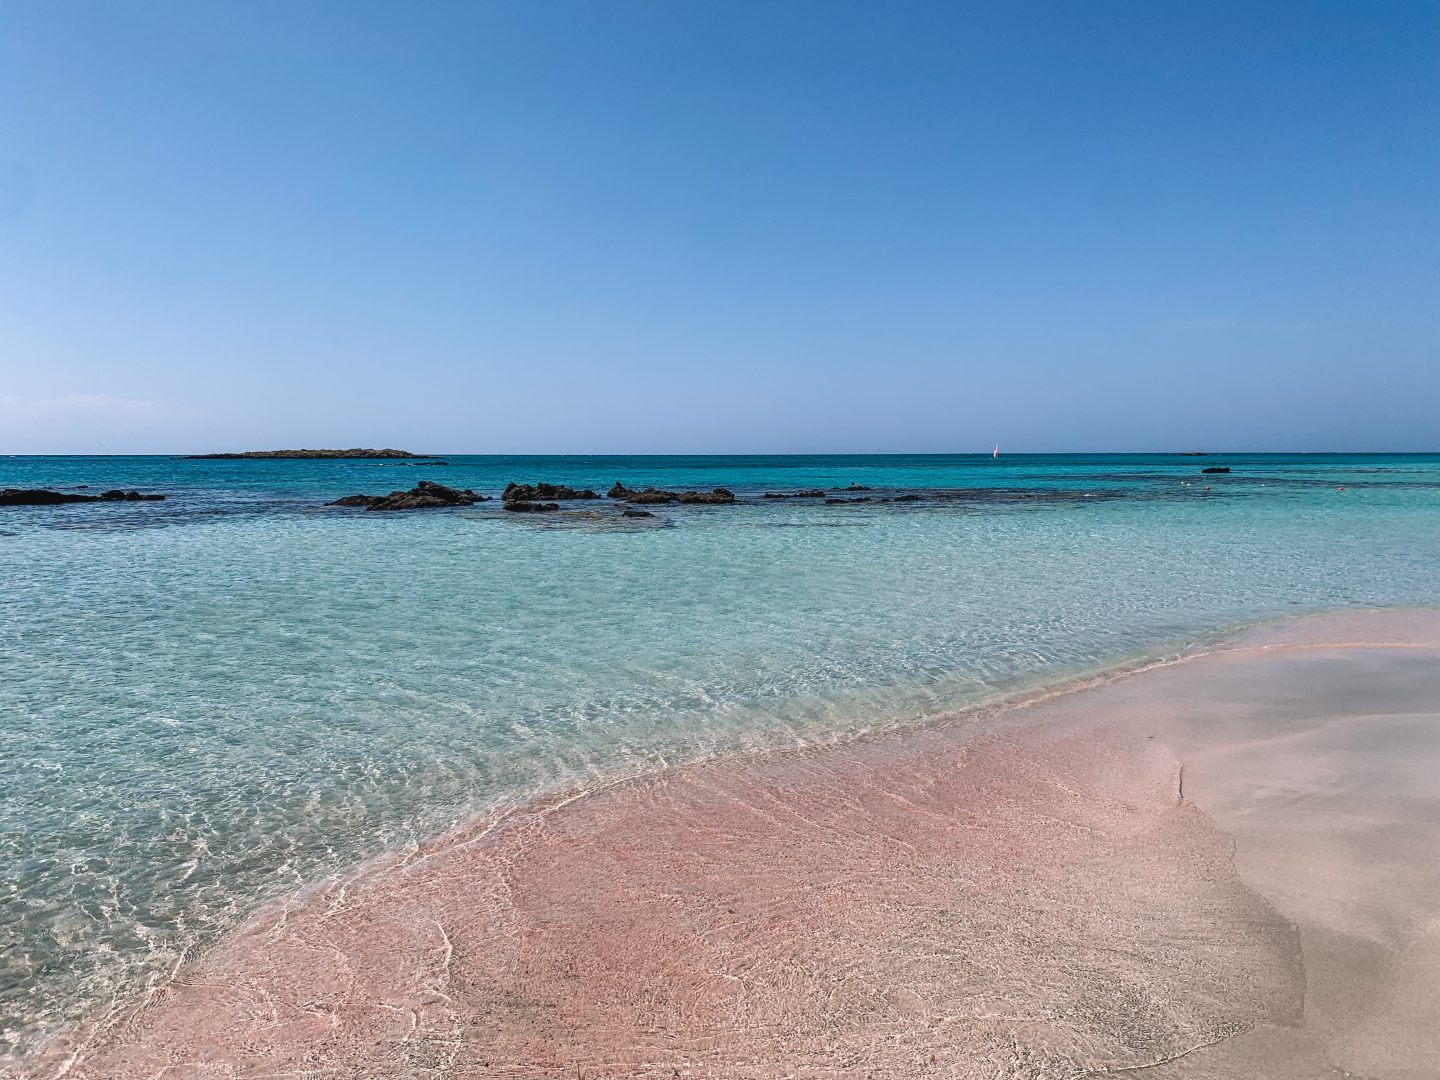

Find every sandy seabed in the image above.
[23,609,1440,1080]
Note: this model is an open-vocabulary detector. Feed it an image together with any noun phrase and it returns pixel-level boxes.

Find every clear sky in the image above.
[1,1,1437,453]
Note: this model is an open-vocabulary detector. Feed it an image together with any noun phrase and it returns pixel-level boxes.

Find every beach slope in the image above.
[40,610,1440,1079]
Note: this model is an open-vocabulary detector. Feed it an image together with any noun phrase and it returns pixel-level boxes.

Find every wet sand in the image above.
[30,610,1440,1079]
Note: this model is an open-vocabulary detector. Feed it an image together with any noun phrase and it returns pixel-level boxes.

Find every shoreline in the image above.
[20,607,1440,1078]
[0,606,1354,1068]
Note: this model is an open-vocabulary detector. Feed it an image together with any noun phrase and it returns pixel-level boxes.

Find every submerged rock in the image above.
[503,482,599,501]
[1201,466,1231,474]
[329,480,491,511]
[502,500,560,512]
[825,497,870,504]
[762,489,827,499]
[835,483,872,492]
[99,489,166,501]
[1,487,165,506]
[622,509,657,518]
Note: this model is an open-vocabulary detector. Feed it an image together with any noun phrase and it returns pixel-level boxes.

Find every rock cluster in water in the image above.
[0,488,166,506]
[503,482,599,502]
[184,449,421,459]
[500,482,600,512]
[329,481,491,511]
[607,482,736,505]
[315,478,1107,519]
[1201,467,1231,474]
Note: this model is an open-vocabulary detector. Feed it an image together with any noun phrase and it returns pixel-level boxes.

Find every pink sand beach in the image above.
[33,610,1440,1079]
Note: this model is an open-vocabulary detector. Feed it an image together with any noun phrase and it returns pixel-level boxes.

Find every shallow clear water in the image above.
[3,453,1439,1055]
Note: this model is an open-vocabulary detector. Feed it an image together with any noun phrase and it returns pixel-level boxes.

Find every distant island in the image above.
[181,448,420,460]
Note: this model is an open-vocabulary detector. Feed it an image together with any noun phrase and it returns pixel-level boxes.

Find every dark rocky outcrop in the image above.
[835,483,871,491]
[184,448,420,459]
[2,488,82,504]
[328,481,490,511]
[502,500,560,513]
[1,488,165,506]
[1201,466,1231,474]
[100,489,166,501]
[607,483,736,505]
[762,489,827,499]
[622,509,657,518]
[676,489,735,504]
[503,482,599,502]
[892,493,921,502]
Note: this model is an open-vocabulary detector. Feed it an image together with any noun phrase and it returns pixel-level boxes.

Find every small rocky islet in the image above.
[183,448,423,460]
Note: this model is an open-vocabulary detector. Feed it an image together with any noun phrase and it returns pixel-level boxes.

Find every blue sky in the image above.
[1,1,1437,453]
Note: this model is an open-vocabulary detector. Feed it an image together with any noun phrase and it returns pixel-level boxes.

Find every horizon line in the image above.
[5,449,1439,458]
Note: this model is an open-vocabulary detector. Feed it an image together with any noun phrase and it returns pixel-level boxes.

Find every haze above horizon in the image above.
[2,1,1437,454]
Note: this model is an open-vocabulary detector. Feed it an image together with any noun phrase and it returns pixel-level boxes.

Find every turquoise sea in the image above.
[3,452,1440,1057]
